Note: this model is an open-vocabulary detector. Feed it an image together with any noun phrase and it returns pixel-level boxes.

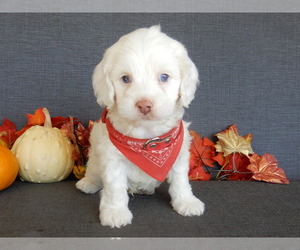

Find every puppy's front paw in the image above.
[76,177,101,194]
[100,207,133,228]
[172,196,205,216]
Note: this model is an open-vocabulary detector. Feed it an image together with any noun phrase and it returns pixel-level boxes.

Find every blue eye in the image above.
[160,74,169,82]
[121,75,131,84]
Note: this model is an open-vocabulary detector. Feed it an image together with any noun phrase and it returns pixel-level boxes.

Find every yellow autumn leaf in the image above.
[215,124,254,157]
[0,131,9,148]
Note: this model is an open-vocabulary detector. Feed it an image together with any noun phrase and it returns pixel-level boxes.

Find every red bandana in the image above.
[101,109,184,181]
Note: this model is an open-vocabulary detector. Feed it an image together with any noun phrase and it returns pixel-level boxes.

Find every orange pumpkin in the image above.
[0,145,19,191]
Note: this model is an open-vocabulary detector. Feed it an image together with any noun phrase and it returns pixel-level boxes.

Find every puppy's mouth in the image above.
[138,112,153,120]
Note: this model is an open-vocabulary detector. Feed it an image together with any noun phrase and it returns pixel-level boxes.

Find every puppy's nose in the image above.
[136,99,153,115]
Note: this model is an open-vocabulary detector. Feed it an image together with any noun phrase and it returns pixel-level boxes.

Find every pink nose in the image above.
[136,99,153,115]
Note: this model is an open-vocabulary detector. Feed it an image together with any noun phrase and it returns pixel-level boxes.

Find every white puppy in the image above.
[76,25,204,228]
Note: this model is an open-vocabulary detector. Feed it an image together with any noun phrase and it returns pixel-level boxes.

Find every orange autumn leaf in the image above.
[189,130,216,168]
[215,124,254,157]
[247,153,289,184]
[213,152,226,167]
[16,108,46,136]
[26,107,45,125]
[189,130,216,181]
[16,108,80,137]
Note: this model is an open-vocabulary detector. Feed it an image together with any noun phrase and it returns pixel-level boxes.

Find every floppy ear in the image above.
[179,54,199,108]
[92,59,115,108]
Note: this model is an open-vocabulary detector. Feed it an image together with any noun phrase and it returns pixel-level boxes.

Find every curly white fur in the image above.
[76,25,205,228]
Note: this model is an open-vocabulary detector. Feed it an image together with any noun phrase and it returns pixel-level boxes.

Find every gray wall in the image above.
[0,13,299,179]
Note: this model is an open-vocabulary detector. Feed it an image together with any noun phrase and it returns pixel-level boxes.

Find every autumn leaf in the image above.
[75,121,93,149]
[26,107,45,125]
[0,132,8,147]
[51,116,79,129]
[188,130,217,181]
[189,164,211,181]
[16,108,46,136]
[0,119,18,148]
[60,118,75,140]
[217,153,253,181]
[16,108,80,137]
[190,130,216,168]
[75,121,94,160]
[72,149,83,166]
[213,152,226,167]
[60,117,82,165]
[215,124,254,157]
[73,165,87,180]
[214,125,254,181]
[247,153,289,184]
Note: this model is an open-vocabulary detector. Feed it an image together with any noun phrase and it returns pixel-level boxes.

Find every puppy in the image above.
[76,25,205,228]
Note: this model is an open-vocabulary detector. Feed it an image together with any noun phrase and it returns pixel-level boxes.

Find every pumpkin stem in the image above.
[42,108,52,128]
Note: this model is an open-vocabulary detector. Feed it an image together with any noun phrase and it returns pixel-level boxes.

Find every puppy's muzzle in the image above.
[136,99,153,115]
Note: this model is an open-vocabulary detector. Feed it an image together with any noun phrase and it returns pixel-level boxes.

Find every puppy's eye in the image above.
[160,74,169,82]
[121,75,131,84]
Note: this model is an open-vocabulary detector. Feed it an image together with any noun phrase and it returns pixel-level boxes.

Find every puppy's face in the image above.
[107,36,182,121]
[93,26,199,122]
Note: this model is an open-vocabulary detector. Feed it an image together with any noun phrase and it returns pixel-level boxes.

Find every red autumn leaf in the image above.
[15,126,29,137]
[51,116,79,129]
[60,119,75,140]
[218,153,252,181]
[75,121,94,160]
[247,153,289,184]
[72,148,83,166]
[60,118,83,166]
[189,130,217,181]
[189,164,211,181]
[0,119,18,147]
[75,122,92,148]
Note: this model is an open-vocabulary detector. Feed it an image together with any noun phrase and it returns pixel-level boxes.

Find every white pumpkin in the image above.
[12,108,74,183]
